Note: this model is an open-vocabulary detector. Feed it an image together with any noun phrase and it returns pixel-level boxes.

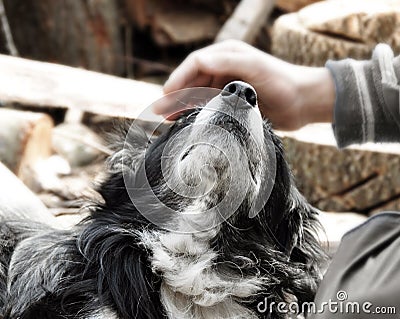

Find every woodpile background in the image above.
[272,0,400,65]
[2,0,400,246]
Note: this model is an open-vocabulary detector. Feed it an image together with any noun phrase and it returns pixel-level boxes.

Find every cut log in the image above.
[2,0,123,75]
[271,0,400,66]
[215,0,275,43]
[299,0,400,44]
[125,0,221,46]
[0,162,62,228]
[0,54,164,124]
[370,197,400,216]
[272,12,370,66]
[277,124,400,214]
[153,8,220,46]
[276,0,323,12]
[52,123,108,167]
[0,108,53,187]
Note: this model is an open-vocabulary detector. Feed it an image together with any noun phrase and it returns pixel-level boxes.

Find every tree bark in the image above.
[3,0,124,75]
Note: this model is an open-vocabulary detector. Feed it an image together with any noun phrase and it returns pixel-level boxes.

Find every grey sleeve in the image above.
[325,44,400,148]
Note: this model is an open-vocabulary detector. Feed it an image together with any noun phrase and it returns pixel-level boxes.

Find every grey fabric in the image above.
[326,44,400,148]
[308,212,400,318]
[309,45,400,318]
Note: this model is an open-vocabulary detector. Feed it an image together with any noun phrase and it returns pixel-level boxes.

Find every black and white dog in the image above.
[0,81,325,319]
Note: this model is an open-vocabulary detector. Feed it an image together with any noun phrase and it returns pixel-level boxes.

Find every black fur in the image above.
[0,104,325,318]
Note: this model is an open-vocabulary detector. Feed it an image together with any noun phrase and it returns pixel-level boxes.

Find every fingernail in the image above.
[163,73,176,93]
[163,79,171,92]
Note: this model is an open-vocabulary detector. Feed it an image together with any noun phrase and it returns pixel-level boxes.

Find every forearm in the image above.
[296,67,335,127]
[326,44,400,148]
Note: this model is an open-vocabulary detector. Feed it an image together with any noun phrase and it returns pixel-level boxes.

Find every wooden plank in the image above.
[215,0,275,43]
[0,54,164,122]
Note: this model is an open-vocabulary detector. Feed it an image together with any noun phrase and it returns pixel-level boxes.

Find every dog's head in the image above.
[93,81,325,318]
[138,82,271,230]
[109,81,317,245]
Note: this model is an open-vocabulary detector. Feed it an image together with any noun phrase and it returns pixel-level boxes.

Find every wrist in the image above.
[296,67,335,126]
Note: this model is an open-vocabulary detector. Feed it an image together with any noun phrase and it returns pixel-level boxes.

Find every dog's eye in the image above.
[180,145,194,161]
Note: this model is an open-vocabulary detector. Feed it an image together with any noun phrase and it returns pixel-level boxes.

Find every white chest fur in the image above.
[140,230,263,319]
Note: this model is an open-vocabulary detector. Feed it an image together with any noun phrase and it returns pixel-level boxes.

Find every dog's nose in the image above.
[221,81,257,107]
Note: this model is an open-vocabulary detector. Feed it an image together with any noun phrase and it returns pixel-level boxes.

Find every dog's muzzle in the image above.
[221,81,258,109]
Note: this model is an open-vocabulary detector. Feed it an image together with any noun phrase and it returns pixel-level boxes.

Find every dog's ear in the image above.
[97,123,149,207]
[293,188,327,302]
[262,127,324,261]
[275,185,323,258]
[273,185,325,304]
[107,123,149,173]
[77,222,164,319]
[100,243,163,319]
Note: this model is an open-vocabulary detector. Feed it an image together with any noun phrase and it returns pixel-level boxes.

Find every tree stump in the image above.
[272,0,400,66]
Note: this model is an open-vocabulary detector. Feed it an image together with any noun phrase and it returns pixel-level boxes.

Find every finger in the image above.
[188,73,213,88]
[163,40,249,94]
[194,51,255,81]
[163,53,203,94]
[154,86,219,119]
[164,109,191,120]
[211,76,235,90]
[154,74,212,115]
[152,97,196,118]
[164,50,253,95]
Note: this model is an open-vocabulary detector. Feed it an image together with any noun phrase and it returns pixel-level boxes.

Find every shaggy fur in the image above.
[0,82,325,319]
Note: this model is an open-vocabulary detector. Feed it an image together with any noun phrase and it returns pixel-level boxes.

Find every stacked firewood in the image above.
[0,0,400,239]
[0,0,276,227]
[272,0,400,65]
[270,0,400,217]
[278,126,400,216]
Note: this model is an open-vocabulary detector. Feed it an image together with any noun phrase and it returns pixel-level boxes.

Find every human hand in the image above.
[157,40,334,130]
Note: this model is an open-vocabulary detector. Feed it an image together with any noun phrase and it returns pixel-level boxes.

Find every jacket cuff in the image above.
[325,59,369,148]
[326,44,400,148]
